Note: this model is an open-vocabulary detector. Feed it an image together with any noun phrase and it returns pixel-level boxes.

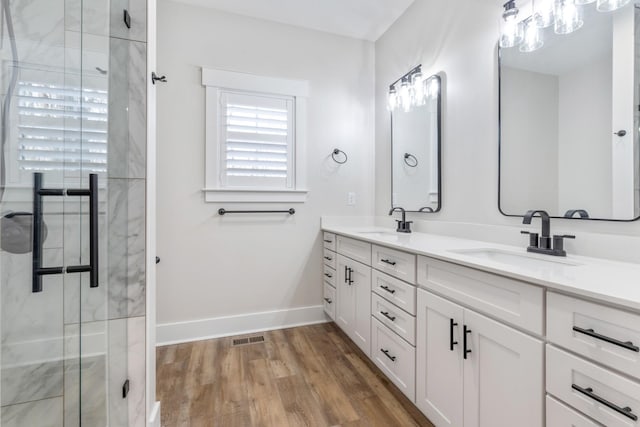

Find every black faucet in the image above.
[521,210,575,257]
[389,207,412,233]
[564,209,589,219]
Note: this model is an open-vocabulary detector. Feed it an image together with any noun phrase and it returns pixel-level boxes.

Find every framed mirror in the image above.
[390,71,442,212]
[499,1,640,221]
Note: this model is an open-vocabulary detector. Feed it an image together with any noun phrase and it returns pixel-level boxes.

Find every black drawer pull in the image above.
[572,384,638,421]
[380,311,396,322]
[324,273,333,278]
[324,256,332,261]
[450,319,459,351]
[573,326,639,353]
[380,285,396,294]
[380,348,396,362]
[324,298,332,304]
[323,239,333,243]
[463,325,472,359]
[380,259,397,266]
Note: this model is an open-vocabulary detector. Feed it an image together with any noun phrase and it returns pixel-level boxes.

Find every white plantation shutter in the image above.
[16,80,108,173]
[219,91,294,189]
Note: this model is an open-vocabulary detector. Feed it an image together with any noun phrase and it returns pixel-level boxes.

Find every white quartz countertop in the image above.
[322,225,640,312]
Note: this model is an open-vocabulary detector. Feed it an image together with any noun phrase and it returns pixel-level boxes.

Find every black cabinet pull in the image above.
[344,266,349,283]
[324,273,333,278]
[380,259,397,266]
[324,298,332,304]
[572,384,638,421]
[323,239,332,243]
[573,326,639,353]
[450,319,459,351]
[380,311,396,322]
[380,285,396,294]
[463,325,472,359]
[324,256,332,261]
[380,348,396,362]
[347,267,354,285]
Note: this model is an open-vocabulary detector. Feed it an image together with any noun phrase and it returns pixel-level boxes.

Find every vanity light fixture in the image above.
[500,0,629,53]
[500,0,523,48]
[387,64,427,113]
[520,17,544,52]
[425,76,440,100]
[554,0,583,34]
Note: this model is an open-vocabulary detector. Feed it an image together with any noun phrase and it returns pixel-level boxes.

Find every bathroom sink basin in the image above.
[356,230,405,238]
[449,248,582,269]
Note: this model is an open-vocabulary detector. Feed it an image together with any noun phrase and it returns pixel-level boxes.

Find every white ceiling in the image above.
[170,0,416,41]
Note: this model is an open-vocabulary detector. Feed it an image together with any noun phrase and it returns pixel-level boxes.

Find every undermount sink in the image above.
[356,230,405,238]
[449,248,582,269]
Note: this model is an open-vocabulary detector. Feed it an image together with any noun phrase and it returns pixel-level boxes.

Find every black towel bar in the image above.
[218,208,295,216]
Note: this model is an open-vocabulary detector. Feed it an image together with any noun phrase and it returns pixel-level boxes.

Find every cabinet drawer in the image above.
[547,345,640,427]
[323,265,336,288]
[417,256,544,335]
[323,232,336,251]
[548,292,640,380]
[372,293,415,345]
[371,270,416,315]
[323,283,336,320]
[372,245,416,284]
[371,317,415,402]
[323,248,336,270]
[337,236,371,265]
[547,395,601,427]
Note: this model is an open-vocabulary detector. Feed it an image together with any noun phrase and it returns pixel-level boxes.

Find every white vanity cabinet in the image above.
[322,232,337,320]
[416,289,544,427]
[336,253,372,357]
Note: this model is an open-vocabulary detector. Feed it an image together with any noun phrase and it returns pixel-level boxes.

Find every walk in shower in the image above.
[0,0,147,425]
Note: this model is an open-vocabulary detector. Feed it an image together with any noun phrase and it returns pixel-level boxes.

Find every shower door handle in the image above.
[32,173,99,292]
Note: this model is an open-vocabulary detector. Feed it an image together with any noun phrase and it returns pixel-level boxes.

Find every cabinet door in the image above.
[349,258,372,357]
[463,310,544,427]
[416,289,464,427]
[336,255,355,333]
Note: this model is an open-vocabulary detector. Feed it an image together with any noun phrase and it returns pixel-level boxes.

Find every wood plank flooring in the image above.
[156,322,435,427]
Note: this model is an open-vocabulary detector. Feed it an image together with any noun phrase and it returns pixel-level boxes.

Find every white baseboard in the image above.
[156,305,328,346]
[148,401,161,427]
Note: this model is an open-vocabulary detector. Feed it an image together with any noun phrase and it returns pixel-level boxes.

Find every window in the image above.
[202,68,308,203]
[17,79,108,174]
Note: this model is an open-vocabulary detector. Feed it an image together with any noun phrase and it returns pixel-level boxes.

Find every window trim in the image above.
[202,68,309,203]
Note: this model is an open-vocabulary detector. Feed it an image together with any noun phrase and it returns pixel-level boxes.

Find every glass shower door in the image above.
[0,0,140,426]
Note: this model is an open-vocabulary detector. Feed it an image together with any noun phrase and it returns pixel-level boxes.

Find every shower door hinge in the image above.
[122,379,130,399]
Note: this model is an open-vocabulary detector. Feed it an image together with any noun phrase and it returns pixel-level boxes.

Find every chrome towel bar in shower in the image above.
[218,208,295,216]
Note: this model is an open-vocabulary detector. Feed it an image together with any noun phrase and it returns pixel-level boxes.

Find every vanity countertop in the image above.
[323,225,640,312]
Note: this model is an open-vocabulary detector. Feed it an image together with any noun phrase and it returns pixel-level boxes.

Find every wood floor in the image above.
[156,322,435,427]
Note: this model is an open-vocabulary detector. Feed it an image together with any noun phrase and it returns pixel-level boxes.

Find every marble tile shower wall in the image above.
[0,0,147,426]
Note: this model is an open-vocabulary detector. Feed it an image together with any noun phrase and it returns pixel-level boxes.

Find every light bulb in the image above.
[412,70,425,106]
[596,0,631,11]
[520,18,544,52]
[387,86,397,112]
[499,1,523,48]
[426,77,440,100]
[554,0,583,35]
[533,0,555,27]
[400,78,411,112]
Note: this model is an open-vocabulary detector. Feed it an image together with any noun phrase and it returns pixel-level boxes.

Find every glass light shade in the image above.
[426,77,440,99]
[412,71,426,106]
[520,19,544,52]
[387,87,397,111]
[534,0,555,27]
[554,0,583,35]
[596,0,631,11]
[399,79,412,112]
[499,14,523,48]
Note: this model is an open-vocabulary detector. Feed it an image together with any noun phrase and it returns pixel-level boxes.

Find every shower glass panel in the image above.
[0,0,146,426]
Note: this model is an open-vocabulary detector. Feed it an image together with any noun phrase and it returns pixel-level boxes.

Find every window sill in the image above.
[202,188,308,203]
